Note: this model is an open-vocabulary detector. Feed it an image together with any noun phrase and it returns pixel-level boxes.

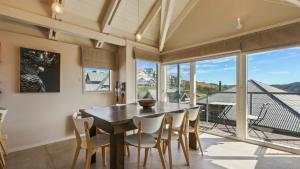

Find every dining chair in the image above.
[125,114,166,169]
[185,107,204,156]
[152,111,189,169]
[71,112,110,169]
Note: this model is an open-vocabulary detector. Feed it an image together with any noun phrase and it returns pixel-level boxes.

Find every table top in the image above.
[209,102,236,106]
[80,102,200,125]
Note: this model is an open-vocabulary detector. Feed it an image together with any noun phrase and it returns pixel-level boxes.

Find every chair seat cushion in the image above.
[81,134,110,148]
[125,133,156,148]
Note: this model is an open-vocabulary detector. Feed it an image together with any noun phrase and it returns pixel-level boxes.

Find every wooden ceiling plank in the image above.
[0,4,126,46]
[165,0,199,42]
[159,0,175,52]
[101,0,121,33]
[136,0,161,37]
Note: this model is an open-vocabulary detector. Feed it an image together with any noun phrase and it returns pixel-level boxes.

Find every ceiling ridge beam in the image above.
[136,0,161,38]
[0,4,125,46]
[159,0,175,52]
[101,0,121,33]
[165,0,199,42]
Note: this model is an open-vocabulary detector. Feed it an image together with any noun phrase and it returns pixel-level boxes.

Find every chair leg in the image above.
[85,151,92,169]
[157,146,167,169]
[0,148,5,167]
[101,146,106,167]
[126,145,130,156]
[179,135,189,166]
[71,146,81,169]
[184,133,190,164]
[163,140,167,154]
[143,148,149,167]
[0,138,7,156]
[137,146,141,169]
[195,132,203,155]
[0,157,4,169]
[167,141,173,169]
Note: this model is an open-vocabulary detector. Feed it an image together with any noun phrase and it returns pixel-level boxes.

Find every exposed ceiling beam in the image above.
[0,4,126,46]
[165,0,199,42]
[264,0,300,7]
[285,0,300,7]
[101,0,121,33]
[136,0,161,38]
[159,0,175,52]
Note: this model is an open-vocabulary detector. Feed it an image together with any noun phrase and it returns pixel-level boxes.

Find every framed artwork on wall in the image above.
[20,47,60,93]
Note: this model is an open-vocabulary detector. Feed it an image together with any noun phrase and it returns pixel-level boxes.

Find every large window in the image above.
[166,63,190,103]
[247,47,300,149]
[196,56,237,136]
[83,68,111,92]
[136,60,158,100]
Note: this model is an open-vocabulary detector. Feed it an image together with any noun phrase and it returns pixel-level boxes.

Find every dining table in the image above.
[79,102,200,169]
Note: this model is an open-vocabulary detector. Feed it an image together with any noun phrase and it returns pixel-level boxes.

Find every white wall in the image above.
[0,30,116,152]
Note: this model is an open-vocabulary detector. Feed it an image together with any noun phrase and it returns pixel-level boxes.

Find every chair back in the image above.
[166,111,185,129]
[0,109,7,124]
[133,114,165,134]
[72,112,94,135]
[257,102,271,119]
[187,107,200,121]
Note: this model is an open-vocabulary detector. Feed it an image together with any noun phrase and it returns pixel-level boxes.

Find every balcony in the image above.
[196,83,300,149]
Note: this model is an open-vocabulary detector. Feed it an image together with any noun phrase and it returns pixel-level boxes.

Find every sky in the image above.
[137,47,300,85]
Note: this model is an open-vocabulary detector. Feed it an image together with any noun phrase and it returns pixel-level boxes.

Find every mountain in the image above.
[272,82,300,93]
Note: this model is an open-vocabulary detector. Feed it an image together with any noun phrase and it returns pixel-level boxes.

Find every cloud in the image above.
[223,67,236,71]
[268,71,290,75]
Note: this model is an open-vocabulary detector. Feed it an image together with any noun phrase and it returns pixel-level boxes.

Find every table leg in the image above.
[90,124,97,164]
[110,133,125,169]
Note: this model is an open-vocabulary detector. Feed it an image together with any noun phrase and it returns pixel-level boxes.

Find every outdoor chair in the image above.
[248,102,271,132]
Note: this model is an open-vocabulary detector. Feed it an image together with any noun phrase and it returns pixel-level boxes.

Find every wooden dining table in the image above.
[80,102,200,169]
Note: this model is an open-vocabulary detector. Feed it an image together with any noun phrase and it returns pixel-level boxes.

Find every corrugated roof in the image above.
[197,80,300,133]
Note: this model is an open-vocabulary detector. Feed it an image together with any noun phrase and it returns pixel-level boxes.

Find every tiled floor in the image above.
[6,133,300,169]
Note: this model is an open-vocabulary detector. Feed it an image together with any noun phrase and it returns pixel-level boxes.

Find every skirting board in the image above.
[8,135,76,153]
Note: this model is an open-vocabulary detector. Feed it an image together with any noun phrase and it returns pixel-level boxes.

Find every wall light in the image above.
[51,1,64,14]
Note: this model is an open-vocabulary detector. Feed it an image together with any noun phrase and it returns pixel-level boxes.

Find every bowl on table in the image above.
[138,99,156,109]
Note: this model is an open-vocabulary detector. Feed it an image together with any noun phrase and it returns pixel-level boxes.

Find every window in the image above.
[196,56,237,136]
[166,63,191,103]
[247,47,300,149]
[136,60,158,100]
[83,68,111,92]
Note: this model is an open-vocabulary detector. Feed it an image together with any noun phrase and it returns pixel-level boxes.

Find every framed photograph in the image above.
[20,47,60,93]
[83,67,111,92]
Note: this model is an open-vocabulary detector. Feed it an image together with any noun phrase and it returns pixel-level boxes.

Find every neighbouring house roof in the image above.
[167,91,190,103]
[197,80,300,133]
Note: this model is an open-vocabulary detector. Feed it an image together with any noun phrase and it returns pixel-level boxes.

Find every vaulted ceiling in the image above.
[0,0,299,52]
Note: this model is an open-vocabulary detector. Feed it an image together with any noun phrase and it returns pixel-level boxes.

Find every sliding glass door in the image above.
[247,47,300,149]
[196,56,237,136]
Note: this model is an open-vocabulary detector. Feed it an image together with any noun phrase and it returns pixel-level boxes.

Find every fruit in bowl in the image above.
[138,99,156,109]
